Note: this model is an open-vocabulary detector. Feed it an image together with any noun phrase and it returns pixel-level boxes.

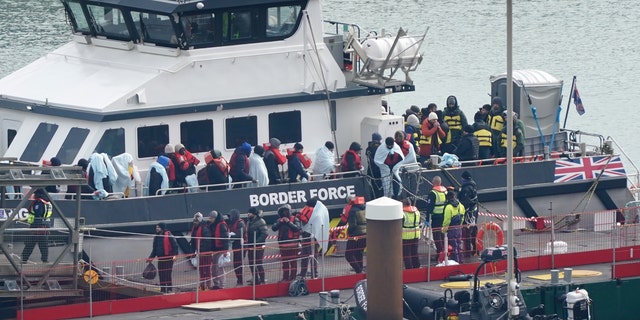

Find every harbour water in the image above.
[1,0,639,164]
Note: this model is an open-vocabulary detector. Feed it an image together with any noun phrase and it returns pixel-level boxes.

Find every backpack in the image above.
[288,277,309,297]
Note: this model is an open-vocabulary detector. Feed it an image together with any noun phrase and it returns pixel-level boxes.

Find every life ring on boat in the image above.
[475,222,505,252]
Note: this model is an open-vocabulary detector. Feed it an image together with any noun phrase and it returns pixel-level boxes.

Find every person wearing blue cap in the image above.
[145,156,170,196]
[230,142,255,188]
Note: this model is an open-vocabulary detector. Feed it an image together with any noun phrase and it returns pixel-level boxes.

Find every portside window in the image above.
[137,125,169,158]
[95,128,125,157]
[56,127,90,165]
[20,123,59,162]
[7,129,17,149]
[65,1,91,34]
[181,13,216,48]
[87,5,130,39]
[131,11,176,46]
[266,5,301,38]
[269,111,301,144]
[222,11,253,42]
[225,116,257,149]
[180,120,213,153]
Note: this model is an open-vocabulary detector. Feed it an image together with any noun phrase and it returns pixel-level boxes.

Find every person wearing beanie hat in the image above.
[249,144,269,187]
[366,133,384,198]
[44,157,62,194]
[263,138,284,185]
[160,144,177,187]
[227,208,246,285]
[419,110,447,160]
[209,209,229,289]
[246,206,268,284]
[148,221,178,293]
[189,211,213,290]
[164,144,174,154]
[458,170,478,258]
[313,141,336,179]
[145,156,170,196]
[202,150,230,191]
[173,143,200,189]
[442,95,469,154]
[442,189,465,263]
[272,203,301,281]
[50,157,61,166]
[287,143,309,182]
[404,114,421,153]
[230,142,255,187]
[454,123,479,161]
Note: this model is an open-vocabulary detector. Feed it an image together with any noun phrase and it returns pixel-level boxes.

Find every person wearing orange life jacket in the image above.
[208,210,229,289]
[263,138,286,185]
[296,198,320,278]
[287,143,310,182]
[161,144,177,187]
[22,188,53,264]
[425,176,448,255]
[190,212,213,290]
[340,142,363,178]
[148,222,178,293]
[271,204,301,281]
[442,190,465,263]
[173,143,200,190]
[227,209,247,286]
[230,142,255,188]
[201,149,230,191]
[336,196,366,273]
[402,198,423,269]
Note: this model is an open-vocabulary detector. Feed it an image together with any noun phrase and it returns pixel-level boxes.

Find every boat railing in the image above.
[154,181,252,195]
[560,128,607,156]
[607,136,640,199]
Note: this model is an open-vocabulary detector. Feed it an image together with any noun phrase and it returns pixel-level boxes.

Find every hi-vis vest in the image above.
[489,114,505,132]
[500,132,517,148]
[431,189,447,215]
[402,206,421,240]
[474,128,492,147]
[443,114,462,143]
[27,199,52,224]
[418,123,442,146]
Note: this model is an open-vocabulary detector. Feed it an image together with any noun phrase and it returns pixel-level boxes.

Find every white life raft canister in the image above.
[362,36,420,71]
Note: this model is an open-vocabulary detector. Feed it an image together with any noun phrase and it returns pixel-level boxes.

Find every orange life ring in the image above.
[475,222,505,252]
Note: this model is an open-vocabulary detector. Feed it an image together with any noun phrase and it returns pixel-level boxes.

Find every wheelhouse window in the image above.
[266,5,301,38]
[131,11,176,46]
[95,128,125,157]
[269,111,301,144]
[137,125,169,158]
[7,129,16,149]
[181,120,213,153]
[222,11,253,42]
[87,5,130,39]
[20,123,59,162]
[225,116,257,149]
[65,1,91,34]
[180,13,216,48]
[56,127,90,164]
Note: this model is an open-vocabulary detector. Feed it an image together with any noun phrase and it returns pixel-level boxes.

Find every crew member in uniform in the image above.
[402,198,422,269]
[22,188,53,263]
[442,190,465,263]
[425,176,448,255]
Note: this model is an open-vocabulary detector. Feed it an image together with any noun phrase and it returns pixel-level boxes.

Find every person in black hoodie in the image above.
[365,133,383,198]
[458,171,478,257]
[227,209,246,286]
[148,222,178,293]
[441,95,468,154]
[190,212,213,290]
[271,204,301,281]
[230,142,255,188]
[442,190,465,263]
[246,207,268,284]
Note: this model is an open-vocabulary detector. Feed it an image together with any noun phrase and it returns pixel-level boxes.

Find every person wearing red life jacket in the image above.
[208,210,229,289]
[202,149,230,191]
[296,198,319,278]
[263,138,286,185]
[271,204,301,281]
[173,143,200,190]
[337,195,366,273]
[287,143,310,182]
[148,222,178,293]
[227,209,247,286]
[230,142,255,188]
[161,144,177,187]
[190,212,213,290]
[340,142,363,178]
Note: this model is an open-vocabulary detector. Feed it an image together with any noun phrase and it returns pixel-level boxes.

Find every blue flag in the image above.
[573,84,585,115]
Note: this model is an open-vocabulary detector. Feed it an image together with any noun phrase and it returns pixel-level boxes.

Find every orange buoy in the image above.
[475,222,505,252]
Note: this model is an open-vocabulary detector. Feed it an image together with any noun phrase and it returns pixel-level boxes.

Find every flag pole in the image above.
[562,76,577,129]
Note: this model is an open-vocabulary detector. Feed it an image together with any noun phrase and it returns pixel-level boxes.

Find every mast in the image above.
[506,0,516,316]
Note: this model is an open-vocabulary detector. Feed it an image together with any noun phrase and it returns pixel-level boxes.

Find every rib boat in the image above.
[0,0,636,234]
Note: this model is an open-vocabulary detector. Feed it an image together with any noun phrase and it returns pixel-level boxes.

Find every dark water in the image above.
[2,0,639,164]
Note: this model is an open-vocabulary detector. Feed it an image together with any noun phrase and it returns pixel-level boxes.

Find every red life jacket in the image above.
[163,231,173,256]
[340,150,362,171]
[399,139,412,156]
[287,148,312,169]
[263,143,286,165]
[384,152,402,166]
[298,206,314,224]
[229,152,249,174]
[278,221,300,242]
[212,157,230,177]
[231,219,248,242]
[212,221,229,248]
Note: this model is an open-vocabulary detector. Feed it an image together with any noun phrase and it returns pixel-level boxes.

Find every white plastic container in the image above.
[544,240,568,254]
[566,288,590,320]
[362,36,420,71]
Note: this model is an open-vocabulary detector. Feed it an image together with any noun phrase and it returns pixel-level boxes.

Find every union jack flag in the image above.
[554,156,626,183]
[573,84,585,115]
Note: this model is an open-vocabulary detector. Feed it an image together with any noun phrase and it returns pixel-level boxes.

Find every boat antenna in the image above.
[506,0,517,317]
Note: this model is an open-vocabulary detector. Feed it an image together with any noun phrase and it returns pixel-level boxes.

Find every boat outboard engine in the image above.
[402,284,447,319]
[564,288,591,320]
